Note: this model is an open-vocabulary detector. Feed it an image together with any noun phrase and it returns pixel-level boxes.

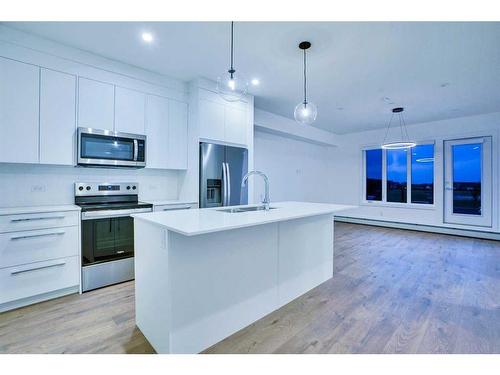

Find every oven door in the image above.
[81,216,134,266]
[77,128,146,167]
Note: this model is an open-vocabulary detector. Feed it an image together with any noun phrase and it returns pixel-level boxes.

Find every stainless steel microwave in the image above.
[77,127,146,168]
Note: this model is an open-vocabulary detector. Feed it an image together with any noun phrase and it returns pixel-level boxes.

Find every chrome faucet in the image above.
[241,171,270,210]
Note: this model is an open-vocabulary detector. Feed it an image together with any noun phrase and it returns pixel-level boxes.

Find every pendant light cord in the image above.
[229,21,234,77]
[382,113,394,145]
[303,48,307,105]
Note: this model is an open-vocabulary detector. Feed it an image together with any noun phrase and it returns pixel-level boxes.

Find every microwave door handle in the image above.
[133,139,138,161]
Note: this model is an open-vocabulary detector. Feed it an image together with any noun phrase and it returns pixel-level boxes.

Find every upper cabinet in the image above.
[40,69,77,166]
[145,95,188,170]
[78,77,115,131]
[168,100,188,169]
[199,99,225,142]
[114,86,145,134]
[197,94,248,146]
[0,58,40,164]
[0,53,188,170]
[224,105,247,145]
[145,95,169,169]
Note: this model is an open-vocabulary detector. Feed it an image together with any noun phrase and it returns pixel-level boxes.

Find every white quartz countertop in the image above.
[132,201,355,236]
[0,204,81,216]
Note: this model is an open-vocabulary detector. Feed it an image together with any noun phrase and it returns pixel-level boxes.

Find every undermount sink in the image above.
[217,206,277,213]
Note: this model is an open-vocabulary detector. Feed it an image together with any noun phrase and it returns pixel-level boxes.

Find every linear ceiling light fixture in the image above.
[217,21,248,102]
[381,107,416,149]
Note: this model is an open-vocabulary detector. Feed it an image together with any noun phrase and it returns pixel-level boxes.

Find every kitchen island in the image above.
[132,201,353,354]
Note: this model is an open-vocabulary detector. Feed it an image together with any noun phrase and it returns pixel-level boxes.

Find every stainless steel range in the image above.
[75,182,152,292]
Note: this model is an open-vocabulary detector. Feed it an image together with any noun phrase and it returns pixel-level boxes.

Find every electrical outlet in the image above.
[31,184,46,193]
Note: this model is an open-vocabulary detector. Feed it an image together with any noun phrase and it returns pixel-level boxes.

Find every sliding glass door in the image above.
[444,137,492,227]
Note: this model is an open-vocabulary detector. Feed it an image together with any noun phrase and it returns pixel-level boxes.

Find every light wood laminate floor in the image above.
[1,223,499,354]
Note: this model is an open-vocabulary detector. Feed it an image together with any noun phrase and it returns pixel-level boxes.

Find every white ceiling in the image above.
[7,21,500,134]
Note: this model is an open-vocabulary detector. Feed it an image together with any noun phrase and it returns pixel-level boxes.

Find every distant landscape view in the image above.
[452,143,482,215]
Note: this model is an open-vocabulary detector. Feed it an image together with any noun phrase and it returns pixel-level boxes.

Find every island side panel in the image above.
[167,223,280,354]
[277,214,335,307]
[134,219,171,354]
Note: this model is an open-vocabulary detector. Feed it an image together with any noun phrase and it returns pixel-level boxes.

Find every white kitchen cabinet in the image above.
[0,57,40,164]
[199,99,225,142]
[167,100,188,169]
[145,95,169,169]
[40,69,77,165]
[224,105,247,145]
[78,77,114,130]
[115,86,146,134]
[0,207,80,312]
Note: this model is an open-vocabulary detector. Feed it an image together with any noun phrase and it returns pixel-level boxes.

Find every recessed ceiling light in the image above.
[251,78,260,86]
[141,32,154,43]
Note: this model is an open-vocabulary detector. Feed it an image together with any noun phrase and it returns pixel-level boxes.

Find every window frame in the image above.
[361,141,436,209]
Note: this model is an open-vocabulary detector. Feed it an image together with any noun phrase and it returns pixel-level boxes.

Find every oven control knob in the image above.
[126,186,131,190]
[132,186,137,190]
[78,186,84,191]
[86,186,91,191]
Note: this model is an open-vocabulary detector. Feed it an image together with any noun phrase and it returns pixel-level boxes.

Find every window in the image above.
[363,144,434,205]
[365,149,382,201]
[452,143,482,215]
[387,149,407,203]
[411,144,434,204]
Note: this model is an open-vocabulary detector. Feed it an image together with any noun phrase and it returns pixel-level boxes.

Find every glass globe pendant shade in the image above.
[294,101,318,125]
[217,70,248,102]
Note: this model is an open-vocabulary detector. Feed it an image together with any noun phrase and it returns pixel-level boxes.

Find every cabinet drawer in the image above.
[154,203,197,212]
[0,226,79,269]
[0,256,79,305]
[0,211,79,233]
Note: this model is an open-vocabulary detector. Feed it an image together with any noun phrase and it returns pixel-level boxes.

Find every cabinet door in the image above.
[225,106,247,145]
[40,69,76,165]
[0,57,39,163]
[115,86,145,134]
[145,95,169,169]
[167,100,188,169]
[199,99,225,142]
[78,77,114,130]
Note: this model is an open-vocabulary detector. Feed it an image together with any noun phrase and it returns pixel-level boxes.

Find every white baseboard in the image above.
[0,286,79,313]
[335,216,500,241]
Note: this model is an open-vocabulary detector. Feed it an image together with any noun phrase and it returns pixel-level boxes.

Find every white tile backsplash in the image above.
[0,163,179,208]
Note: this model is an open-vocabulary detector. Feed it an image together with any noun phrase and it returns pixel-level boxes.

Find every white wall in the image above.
[0,164,179,207]
[253,130,336,204]
[331,111,500,232]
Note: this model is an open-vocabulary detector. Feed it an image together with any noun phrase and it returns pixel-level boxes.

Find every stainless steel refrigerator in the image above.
[199,142,248,208]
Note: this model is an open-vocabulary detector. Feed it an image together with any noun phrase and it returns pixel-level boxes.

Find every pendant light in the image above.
[294,41,317,125]
[217,21,248,102]
[381,107,416,149]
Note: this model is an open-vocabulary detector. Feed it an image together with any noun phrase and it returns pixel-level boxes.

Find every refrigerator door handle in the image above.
[226,162,231,205]
[222,162,227,206]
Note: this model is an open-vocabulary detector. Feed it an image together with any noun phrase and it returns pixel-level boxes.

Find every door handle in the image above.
[133,139,138,161]
[225,162,231,205]
[222,163,228,206]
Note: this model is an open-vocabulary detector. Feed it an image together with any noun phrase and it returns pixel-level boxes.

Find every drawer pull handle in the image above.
[11,261,66,276]
[11,216,66,222]
[10,231,65,241]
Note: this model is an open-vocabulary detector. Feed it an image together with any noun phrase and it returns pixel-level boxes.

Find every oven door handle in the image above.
[82,207,152,220]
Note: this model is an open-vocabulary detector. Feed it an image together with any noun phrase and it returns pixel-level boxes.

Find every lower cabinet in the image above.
[0,209,80,312]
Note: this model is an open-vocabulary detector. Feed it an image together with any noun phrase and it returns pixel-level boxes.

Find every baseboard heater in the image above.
[335,216,500,241]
